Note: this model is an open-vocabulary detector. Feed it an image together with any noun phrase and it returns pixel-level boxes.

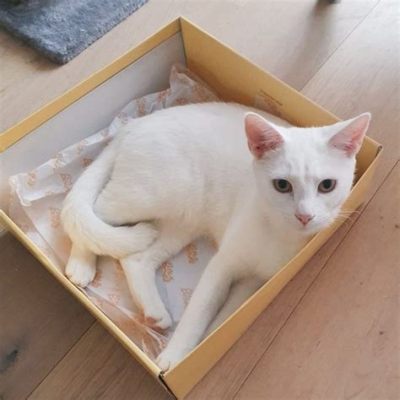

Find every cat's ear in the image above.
[329,113,371,157]
[245,112,284,159]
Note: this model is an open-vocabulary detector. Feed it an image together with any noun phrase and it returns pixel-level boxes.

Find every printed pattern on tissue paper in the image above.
[161,260,174,282]
[52,152,65,169]
[81,158,93,168]
[76,139,89,155]
[8,64,219,360]
[27,171,37,186]
[181,288,193,307]
[185,243,198,264]
[91,270,103,288]
[107,293,121,306]
[60,173,72,190]
[49,207,61,228]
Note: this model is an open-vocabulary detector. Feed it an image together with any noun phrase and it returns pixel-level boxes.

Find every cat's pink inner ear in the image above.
[329,113,371,157]
[245,113,284,159]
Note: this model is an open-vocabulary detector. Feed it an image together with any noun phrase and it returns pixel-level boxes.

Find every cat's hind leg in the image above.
[65,243,97,287]
[120,224,194,331]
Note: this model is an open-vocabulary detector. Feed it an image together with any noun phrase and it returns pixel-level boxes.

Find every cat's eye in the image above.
[273,179,292,193]
[318,179,337,193]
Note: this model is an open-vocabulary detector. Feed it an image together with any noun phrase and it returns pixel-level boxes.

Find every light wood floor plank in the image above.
[28,323,171,400]
[0,234,94,400]
[0,0,379,132]
[236,163,400,400]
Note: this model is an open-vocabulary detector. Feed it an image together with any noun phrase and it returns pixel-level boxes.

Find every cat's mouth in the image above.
[298,217,335,235]
[293,217,329,235]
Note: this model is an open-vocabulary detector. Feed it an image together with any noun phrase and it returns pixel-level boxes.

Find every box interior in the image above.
[7,61,224,369]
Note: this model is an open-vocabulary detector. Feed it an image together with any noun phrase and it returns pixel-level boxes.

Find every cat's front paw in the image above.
[157,347,185,371]
[65,258,96,287]
[144,307,172,331]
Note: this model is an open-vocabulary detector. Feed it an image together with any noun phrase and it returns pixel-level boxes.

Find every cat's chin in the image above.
[290,221,330,236]
[293,226,317,236]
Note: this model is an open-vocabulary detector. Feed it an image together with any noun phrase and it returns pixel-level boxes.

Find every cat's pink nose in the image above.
[295,213,314,226]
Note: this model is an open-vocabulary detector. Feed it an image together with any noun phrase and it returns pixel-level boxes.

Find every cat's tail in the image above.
[61,137,157,259]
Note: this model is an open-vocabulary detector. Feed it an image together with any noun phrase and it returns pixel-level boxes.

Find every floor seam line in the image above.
[298,0,383,93]
[25,320,97,399]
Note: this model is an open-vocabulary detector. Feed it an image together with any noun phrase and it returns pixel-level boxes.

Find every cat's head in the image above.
[245,112,371,235]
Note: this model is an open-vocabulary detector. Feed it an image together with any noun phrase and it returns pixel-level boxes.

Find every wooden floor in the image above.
[1,0,399,399]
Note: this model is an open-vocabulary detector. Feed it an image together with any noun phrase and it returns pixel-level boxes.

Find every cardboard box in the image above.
[0,18,382,398]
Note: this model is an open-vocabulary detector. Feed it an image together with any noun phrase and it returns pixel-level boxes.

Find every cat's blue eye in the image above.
[273,179,292,193]
[318,179,337,193]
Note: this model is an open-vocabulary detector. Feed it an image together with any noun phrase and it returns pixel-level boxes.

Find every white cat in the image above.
[61,102,370,370]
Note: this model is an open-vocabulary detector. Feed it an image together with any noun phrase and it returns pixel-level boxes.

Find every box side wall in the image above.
[163,148,382,398]
[180,19,338,127]
[0,19,181,153]
[180,18,377,180]
[0,32,186,212]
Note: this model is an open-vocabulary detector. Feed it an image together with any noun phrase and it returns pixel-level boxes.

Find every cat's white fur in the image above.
[61,102,370,370]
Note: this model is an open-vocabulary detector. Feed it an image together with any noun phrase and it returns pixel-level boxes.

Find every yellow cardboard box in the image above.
[0,18,382,399]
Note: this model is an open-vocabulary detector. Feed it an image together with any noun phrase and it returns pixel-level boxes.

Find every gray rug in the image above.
[0,0,150,64]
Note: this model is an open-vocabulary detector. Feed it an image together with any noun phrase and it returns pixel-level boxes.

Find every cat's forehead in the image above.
[277,150,329,178]
[266,130,349,179]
